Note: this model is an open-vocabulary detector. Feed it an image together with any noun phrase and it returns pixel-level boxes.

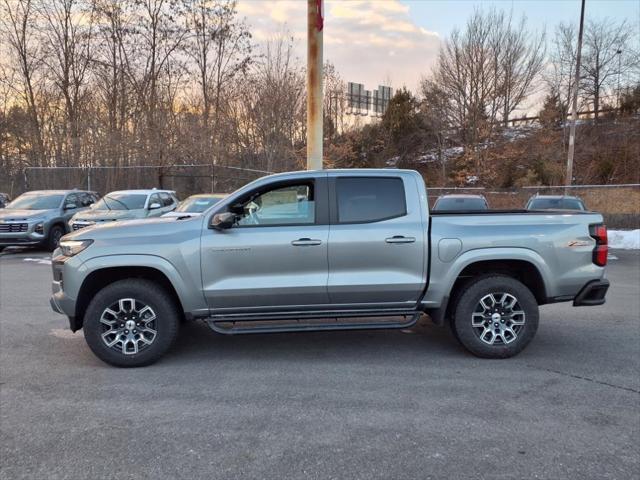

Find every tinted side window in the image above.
[336,177,406,223]
[237,183,315,226]
[148,194,160,207]
[159,192,173,206]
[65,193,79,208]
[79,193,93,206]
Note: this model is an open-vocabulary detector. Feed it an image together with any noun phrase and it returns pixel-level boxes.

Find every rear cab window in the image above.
[335,177,406,223]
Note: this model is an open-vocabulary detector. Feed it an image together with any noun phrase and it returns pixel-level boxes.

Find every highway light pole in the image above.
[565,0,585,192]
[307,0,323,170]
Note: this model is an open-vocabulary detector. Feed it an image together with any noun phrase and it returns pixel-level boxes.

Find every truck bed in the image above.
[423,209,606,309]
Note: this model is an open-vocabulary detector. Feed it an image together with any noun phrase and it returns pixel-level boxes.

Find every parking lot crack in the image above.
[526,364,640,394]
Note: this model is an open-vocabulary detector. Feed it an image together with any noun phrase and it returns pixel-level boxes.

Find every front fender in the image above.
[78,254,205,314]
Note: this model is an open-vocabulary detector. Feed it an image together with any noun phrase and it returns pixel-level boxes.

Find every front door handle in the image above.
[291,238,322,246]
[385,235,416,244]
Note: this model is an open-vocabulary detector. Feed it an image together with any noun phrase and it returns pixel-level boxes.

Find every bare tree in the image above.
[581,18,635,120]
[498,15,545,126]
[0,0,46,164]
[37,0,95,166]
[429,9,543,146]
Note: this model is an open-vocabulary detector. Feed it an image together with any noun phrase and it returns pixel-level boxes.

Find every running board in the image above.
[208,312,421,335]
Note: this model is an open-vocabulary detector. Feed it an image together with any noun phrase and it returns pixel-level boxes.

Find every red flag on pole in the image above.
[316,0,323,31]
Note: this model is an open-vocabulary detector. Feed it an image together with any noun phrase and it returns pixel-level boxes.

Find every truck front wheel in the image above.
[83,279,180,367]
[451,275,539,358]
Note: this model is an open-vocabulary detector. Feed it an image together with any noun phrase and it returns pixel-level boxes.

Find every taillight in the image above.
[589,224,608,267]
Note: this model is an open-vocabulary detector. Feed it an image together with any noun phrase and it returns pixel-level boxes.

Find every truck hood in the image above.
[71,209,147,222]
[0,209,51,221]
[64,214,200,242]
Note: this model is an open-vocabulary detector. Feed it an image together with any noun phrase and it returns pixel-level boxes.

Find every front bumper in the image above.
[0,230,45,246]
[50,258,81,331]
[573,279,610,306]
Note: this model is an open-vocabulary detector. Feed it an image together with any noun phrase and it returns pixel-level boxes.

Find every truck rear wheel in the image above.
[83,279,179,367]
[451,275,539,358]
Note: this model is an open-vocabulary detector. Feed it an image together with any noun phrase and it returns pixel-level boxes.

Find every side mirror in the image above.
[210,212,237,230]
[64,203,77,210]
[149,202,162,210]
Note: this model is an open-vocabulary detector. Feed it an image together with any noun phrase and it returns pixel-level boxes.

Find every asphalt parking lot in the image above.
[1,248,638,480]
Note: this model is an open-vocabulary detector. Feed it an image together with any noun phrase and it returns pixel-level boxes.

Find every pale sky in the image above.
[238,0,640,92]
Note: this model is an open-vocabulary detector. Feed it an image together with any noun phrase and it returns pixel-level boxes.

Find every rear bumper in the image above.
[573,279,610,306]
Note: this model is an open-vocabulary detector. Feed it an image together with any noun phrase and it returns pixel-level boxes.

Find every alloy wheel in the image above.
[471,292,526,346]
[99,298,157,355]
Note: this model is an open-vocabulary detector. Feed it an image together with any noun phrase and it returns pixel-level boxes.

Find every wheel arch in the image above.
[427,250,551,326]
[75,265,187,330]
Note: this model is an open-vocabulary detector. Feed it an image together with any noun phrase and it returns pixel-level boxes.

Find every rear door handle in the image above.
[291,238,322,246]
[385,235,416,244]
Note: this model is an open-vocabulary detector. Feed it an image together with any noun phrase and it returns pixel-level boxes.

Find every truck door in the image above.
[201,175,330,311]
[327,174,426,307]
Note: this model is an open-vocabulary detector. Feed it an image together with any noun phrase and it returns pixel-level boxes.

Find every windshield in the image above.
[7,193,64,210]
[92,193,147,211]
[433,197,487,211]
[528,198,584,210]
[176,196,223,213]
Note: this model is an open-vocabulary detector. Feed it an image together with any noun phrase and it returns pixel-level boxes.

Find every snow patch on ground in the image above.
[608,230,640,250]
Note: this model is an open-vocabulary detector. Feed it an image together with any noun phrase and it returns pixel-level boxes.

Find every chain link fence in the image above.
[20,164,273,198]
[3,166,638,229]
[427,184,640,229]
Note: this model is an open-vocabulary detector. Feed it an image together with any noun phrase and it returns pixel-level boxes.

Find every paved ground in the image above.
[1,248,638,480]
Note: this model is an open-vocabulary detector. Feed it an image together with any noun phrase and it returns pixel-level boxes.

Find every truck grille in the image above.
[0,223,28,233]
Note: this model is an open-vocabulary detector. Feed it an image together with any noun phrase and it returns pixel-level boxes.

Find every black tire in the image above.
[83,279,180,367]
[47,224,64,251]
[451,274,539,359]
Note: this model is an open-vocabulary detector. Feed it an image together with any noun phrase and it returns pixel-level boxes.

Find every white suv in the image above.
[69,189,179,231]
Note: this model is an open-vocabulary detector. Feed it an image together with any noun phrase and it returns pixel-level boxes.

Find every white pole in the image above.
[566,0,585,192]
[306,0,323,170]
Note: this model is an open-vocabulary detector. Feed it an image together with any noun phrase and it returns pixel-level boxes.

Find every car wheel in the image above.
[451,274,539,358]
[47,225,64,251]
[83,279,180,367]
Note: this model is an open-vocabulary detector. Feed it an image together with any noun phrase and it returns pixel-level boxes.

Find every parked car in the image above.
[161,194,226,218]
[0,190,98,251]
[432,194,489,211]
[526,195,587,211]
[50,169,609,367]
[0,193,11,208]
[69,189,179,231]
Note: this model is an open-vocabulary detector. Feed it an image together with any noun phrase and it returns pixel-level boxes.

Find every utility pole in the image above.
[306,0,323,170]
[565,0,585,192]
[616,48,622,111]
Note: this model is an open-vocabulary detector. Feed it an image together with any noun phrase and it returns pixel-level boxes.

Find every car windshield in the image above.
[528,198,584,210]
[92,193,147,211]
[176,196,223,213]
[434,197,487,211]
[7,193,64,210]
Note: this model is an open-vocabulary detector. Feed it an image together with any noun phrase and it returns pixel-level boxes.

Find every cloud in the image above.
[236,0,441,90]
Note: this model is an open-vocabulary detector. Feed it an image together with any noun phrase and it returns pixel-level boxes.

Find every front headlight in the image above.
[59,239,93,257]
[34,222,44,234]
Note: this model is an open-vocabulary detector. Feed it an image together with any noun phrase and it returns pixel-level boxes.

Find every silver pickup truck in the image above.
[50,169,609,367]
